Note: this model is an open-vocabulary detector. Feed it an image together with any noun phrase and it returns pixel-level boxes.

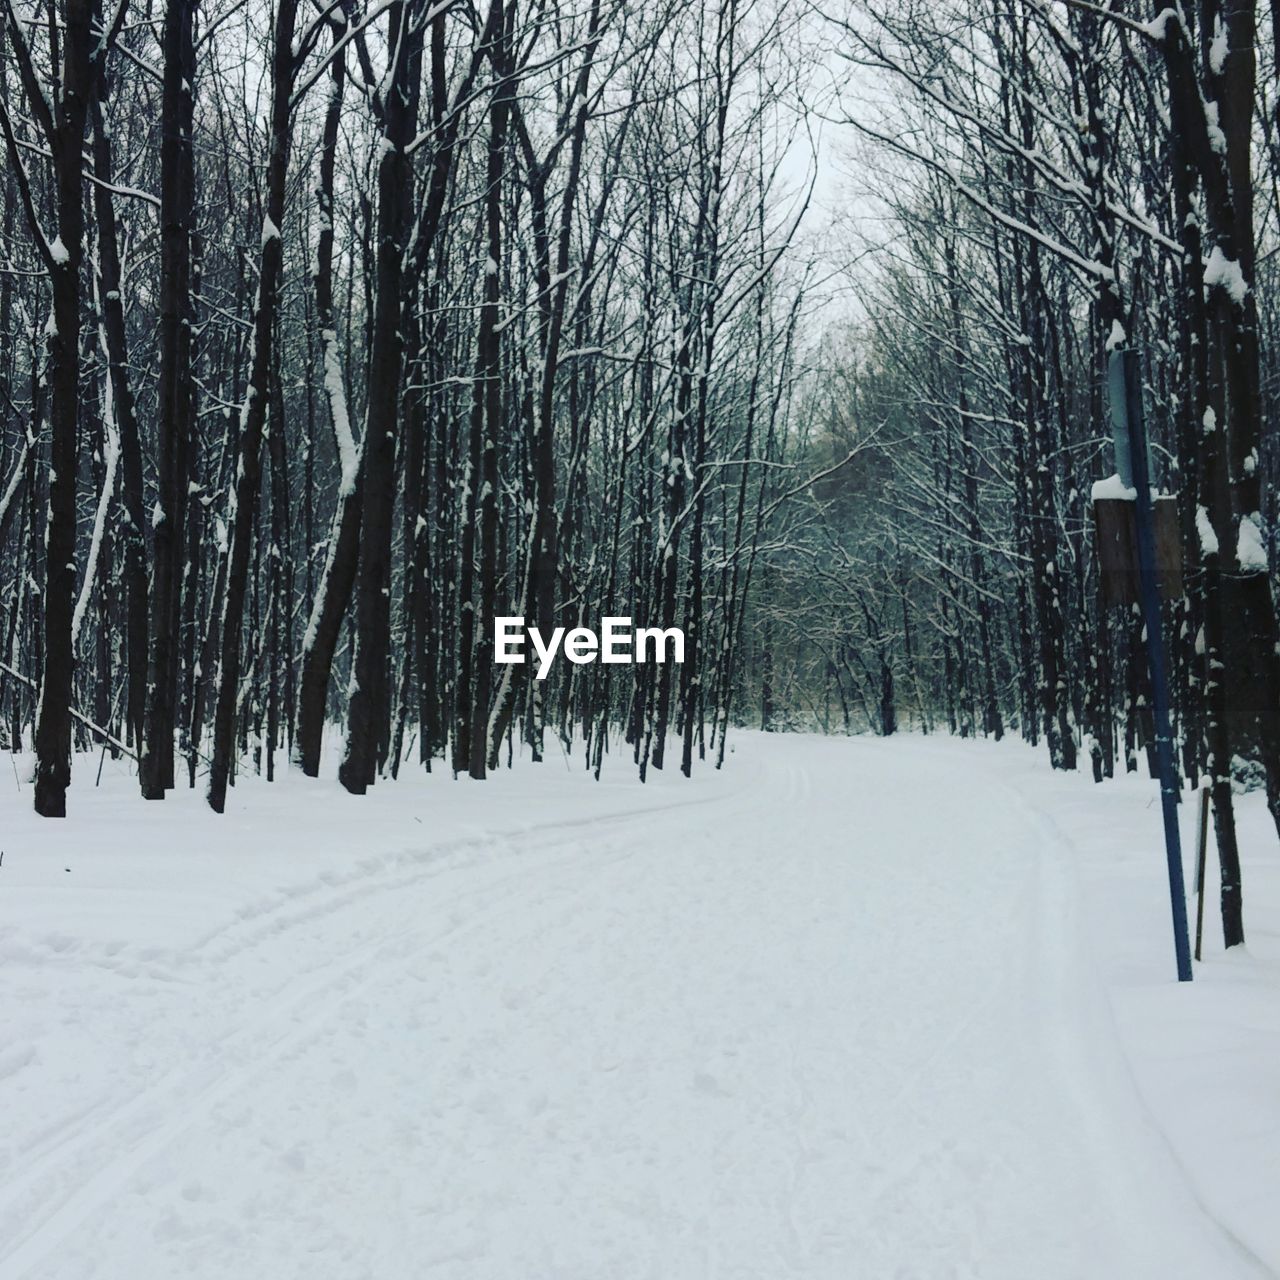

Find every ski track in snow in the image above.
[0,736,1270,1279]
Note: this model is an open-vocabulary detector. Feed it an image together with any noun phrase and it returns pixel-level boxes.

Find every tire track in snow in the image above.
[1,775,756,984]
[4,735,1262,1279]
[0,785,752,1280]
[993,769,1275,1280]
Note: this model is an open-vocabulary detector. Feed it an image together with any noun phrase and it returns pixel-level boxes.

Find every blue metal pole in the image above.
[1117,348,1193,982]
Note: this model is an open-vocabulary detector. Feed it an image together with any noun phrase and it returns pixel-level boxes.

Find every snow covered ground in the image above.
[1,732,1277,1279]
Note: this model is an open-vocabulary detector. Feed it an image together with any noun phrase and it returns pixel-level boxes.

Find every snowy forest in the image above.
[6,1,1280,1268]
[2,0,1279,886]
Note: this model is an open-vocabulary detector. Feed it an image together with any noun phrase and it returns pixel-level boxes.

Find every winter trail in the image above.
[0,735,1264,1279]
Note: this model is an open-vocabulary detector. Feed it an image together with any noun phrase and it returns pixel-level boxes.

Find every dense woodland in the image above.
[1,0,1278,934]
[1,0,828,805]
[765,0,1280,948]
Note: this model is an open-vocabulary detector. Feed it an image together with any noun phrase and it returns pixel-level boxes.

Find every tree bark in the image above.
[207,0,297,811]
[141,0,197,799]
[339,0,424,793]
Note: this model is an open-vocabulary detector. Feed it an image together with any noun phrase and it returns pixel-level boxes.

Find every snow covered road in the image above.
[1,735,1274,1278]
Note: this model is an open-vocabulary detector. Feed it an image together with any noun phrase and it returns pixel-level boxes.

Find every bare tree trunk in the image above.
[89,28,147,751]
[340,0,424,793]
[141,0,197,799]
[469,0,513,779]
[296,17,360,777]
[0,0,94,814]
[207,0,298,811]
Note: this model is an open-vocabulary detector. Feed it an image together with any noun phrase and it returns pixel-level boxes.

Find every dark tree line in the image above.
[753,0,1280,948]
[0,0,822,811]
[6,0,1276,959]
